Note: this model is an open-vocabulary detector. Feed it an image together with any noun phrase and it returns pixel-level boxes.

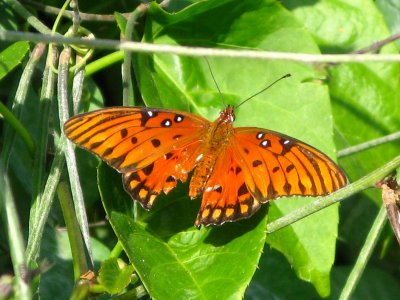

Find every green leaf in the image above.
[282,0,392,53]
[283,0,400,291]
[117,0,340,297]
[286,0,400,253]
[98,258,134,294]
[114,12,127,33]
[246,247,318,299]
[0,41,30,81]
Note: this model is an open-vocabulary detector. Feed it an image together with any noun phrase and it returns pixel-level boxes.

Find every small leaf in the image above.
[98,258,134,295]
[114,12,127,34]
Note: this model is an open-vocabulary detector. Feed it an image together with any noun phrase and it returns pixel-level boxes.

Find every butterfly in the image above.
[64,105,347,227]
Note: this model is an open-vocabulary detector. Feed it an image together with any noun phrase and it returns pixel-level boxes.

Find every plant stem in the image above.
[338,131,400,157]
[85,50,124,77]
[57,181,89,280]
[30,46,57,236]
[0,162,32,300]
[122,3,148,106]
[267,155,400,233]
[338,205,387,300]
[26,135,65,262]
[58,47,94,267]
[3,31,400,63]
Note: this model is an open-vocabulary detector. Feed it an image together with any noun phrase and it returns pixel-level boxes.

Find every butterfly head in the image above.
[219,105,235,123]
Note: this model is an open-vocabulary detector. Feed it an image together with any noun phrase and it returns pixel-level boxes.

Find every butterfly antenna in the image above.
[205,58,226,107]
[236,73,291,109]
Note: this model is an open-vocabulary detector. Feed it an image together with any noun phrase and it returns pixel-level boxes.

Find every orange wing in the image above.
[64,107,209,209]
[195,127,347,226]
[195,146,261,226]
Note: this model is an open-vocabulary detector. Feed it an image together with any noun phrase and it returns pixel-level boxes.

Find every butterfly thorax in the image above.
[189,106,235,199]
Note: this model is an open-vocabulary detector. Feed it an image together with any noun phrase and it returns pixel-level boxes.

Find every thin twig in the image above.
[353,33,400,54]
[338,131,400,157]
[3,31,400,62]
[20,0,126,21]
[122,3,148,106]
[338,206,387,300]
[267,155,400,233]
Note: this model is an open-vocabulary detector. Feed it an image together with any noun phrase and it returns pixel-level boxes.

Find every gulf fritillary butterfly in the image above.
[64,105,347,227]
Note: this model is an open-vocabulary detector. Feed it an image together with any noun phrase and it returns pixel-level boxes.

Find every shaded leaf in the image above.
[0,41,30,81]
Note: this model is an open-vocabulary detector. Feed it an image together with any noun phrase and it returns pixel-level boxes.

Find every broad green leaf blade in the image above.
[98,163,267,299]
[246,247,319,299]
[133,0,340,297]
[284,0,400,291]
[282,0,391,53]
[285,0,400,251]
[0,41,30,80]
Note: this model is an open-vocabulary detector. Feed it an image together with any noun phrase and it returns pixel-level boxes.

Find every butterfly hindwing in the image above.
[123,140,203,209]
[195,146,261,226]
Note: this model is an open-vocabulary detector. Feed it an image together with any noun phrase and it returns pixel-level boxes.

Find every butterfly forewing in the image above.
[232,127,347,201]
[64,107,209,173]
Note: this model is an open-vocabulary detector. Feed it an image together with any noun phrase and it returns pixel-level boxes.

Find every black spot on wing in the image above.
[235,167,242,174]
[215,186,223,193]
[151,139,161,148]
[252,160,262,167]
[165,152,173,160]
[286,164,295,173]
[280,139,293,155]
[140,110,158,126]
[90,141,103,149]
[142,162,154,176]
[166,175,176,182]
[272,166,280,173]
[173,134,182,140]
[120,128,128,138]
[238,183,247,196]
[103,147,114,156]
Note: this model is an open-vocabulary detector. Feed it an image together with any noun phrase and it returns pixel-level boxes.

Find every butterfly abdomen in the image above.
[189,110,235,199]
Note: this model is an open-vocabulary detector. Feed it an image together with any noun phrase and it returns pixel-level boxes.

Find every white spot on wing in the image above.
[261,140,269,147]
